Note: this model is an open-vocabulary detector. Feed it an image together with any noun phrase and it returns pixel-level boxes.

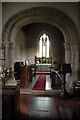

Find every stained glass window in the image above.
[39,33,49,57]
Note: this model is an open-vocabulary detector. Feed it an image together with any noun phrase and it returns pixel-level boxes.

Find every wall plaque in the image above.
[0,44,5,60]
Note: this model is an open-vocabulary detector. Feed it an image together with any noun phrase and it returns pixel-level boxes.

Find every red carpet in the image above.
[32,74,46,90]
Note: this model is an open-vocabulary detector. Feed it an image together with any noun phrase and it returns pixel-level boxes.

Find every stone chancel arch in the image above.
[2,7,79,92]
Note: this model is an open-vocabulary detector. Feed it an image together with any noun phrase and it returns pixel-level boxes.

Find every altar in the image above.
[36,63,51,70]
[35,56,52,71]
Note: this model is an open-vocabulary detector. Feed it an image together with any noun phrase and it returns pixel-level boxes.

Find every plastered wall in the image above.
[15,23,64,64]
[2,2,78,29]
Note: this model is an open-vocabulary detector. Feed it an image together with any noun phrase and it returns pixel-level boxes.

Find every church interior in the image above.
[0,2,80,120]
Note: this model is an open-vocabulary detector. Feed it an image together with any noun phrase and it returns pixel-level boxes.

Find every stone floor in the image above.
[15,74,80,120]
[17,94,80,120]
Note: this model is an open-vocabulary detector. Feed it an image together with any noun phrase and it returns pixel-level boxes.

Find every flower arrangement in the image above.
[0,66,14,85]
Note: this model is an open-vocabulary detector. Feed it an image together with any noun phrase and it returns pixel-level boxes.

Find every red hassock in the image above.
[32,74,46,90]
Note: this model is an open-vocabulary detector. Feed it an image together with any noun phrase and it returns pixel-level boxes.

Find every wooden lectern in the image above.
[60,63,72,99]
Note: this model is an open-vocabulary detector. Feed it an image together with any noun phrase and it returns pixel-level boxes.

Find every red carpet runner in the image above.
[32,74,46,90]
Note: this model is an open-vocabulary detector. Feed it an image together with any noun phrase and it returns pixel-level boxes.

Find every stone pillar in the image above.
[64,43,71,63]
[71,43,78,82]
[78,43,80,80]
[64,43,72,92]
[71,49,75,81]
[9,43,16,68]
[74,43,78,82]
[4,42,9,67]
[70,42,78,93]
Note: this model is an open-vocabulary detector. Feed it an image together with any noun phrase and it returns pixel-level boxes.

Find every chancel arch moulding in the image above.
[2,7,79,88]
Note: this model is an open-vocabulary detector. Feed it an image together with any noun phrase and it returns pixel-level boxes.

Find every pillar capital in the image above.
[63,42,70,50]
[9,42,16,45]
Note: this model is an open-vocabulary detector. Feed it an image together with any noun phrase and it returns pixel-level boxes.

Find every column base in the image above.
[60,90,71,99]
